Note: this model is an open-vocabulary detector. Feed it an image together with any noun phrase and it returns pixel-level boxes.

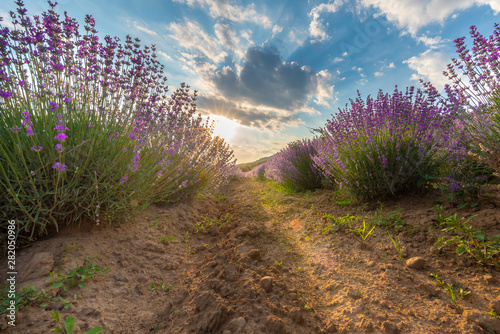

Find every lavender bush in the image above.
[241,163,266,180]
[0,1,234,244]
[313,86,462,200]
[265,139,323,192]
[444,24,500,176]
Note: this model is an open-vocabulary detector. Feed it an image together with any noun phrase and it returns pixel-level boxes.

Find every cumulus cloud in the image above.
[169,19,227,64]
[359,0,500,35]
[416,34,445,48]
[177,52,217,76]
[197,95,304,131]
[211,46,334,113]
[403,49,450,89]
[309,0,345,42]
[374,71,384,77]
[314,70,336,106]
[173,0,272,28]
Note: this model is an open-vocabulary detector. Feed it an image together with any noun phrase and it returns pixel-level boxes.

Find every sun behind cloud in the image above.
[209,115,240,143]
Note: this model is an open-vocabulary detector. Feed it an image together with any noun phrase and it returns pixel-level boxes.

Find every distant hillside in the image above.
[236,156,271,172]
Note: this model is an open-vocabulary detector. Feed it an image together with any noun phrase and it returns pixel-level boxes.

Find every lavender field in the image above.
[1,1,500,333]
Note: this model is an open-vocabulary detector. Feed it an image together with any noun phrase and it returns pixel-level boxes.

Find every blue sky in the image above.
[3,0,500,163]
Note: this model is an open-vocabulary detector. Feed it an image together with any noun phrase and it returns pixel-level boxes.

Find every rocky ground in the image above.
[1,177,500,333]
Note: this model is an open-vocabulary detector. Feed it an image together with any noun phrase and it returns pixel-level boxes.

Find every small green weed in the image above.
[371,203,405,230]
[274,260,283,267]
[332,189,352,206]
[432,205,447,224]
[151,280,173,292]
[388,232,404,265]
[430,273,470,307]
[212,194,228,200]
[158,236,175,244]
[487,310,500,319]
[320,223,339,235]
[0,284,51,313]
[322,213,358,228]
[435,214,500,267]
[47,256,109,291]
[193,213,233,233]
[184,231,193,257]
[1,256,108,314]
[149,217,160,227]
[347,220,376,242]
[50,311,105,334]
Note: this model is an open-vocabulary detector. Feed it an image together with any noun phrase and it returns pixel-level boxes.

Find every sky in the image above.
[3,0,500,163]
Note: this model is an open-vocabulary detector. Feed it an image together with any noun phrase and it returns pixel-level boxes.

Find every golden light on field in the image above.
[210,115,239,143]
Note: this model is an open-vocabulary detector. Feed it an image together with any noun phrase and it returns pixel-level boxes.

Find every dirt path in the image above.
[1,178,500,333]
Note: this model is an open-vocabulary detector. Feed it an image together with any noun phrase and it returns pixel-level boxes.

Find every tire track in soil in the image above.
[158,178,334,333]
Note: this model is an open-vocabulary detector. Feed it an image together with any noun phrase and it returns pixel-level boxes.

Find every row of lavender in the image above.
[0,1,235,244]
[260,24,500,200]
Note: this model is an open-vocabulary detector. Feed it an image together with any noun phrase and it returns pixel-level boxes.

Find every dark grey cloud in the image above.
[197,95,303,131]
[211,46,321,111]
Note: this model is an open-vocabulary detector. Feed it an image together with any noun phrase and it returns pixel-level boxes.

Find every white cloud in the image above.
[333,57,345,63]
[314,70,336,106]
[177,52,217,76]
[359,0,500,35]
[272,25,283,36]
[173,0,272,28]
[214,22,240,48]
[374,71,384,77]
[309,0,345,42]
[158,51,173,62]
[169,20,227,64]
[388,62,395,68]
[132,21,159,37]
[403,49,449,89]
[417,34,445,48]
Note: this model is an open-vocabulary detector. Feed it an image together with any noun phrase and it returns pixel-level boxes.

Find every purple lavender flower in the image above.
[50,101,58,111]
[54,123,69,132]
[54,133,68,141]
[129,133,135,139]
[121,175,128,183]
[0,91,12,99]
[54,143,65,152]
[31,145,43,151]
[52,162,67,171]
